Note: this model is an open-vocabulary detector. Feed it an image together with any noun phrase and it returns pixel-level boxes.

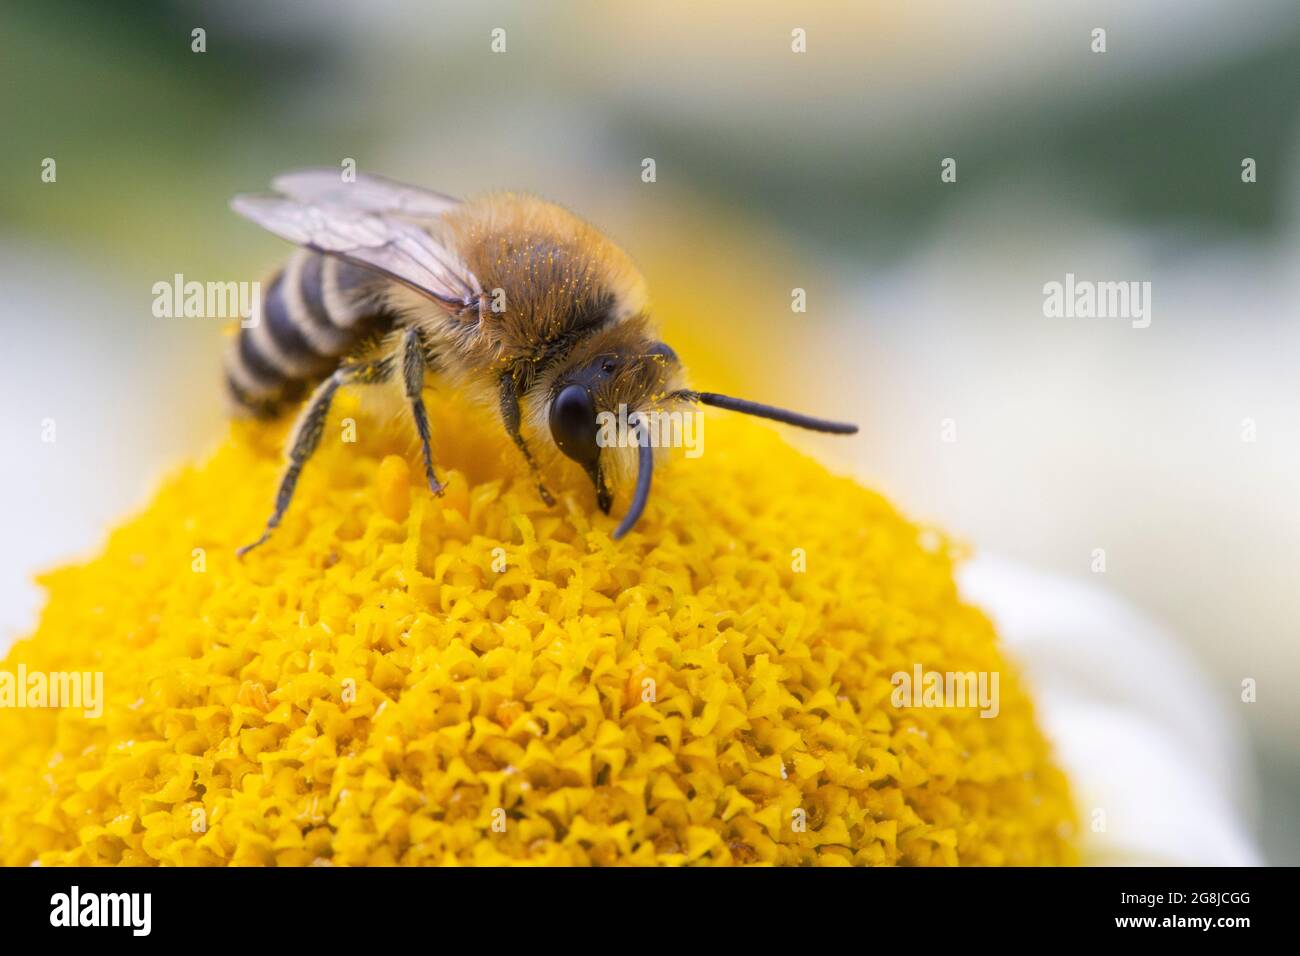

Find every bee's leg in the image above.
[238,357,392,557]
[401,327,444,497]
[499,371,556,506]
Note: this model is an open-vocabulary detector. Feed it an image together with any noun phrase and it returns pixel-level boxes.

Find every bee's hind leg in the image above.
[237,357,392,557]
[499,370,555,507]
[401,328,444,497]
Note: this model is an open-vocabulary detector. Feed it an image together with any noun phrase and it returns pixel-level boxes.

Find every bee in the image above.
[227,169,857,554]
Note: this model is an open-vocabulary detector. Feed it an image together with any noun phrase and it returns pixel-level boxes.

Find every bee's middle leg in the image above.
[238,357,392,557]
[401,327,444,497]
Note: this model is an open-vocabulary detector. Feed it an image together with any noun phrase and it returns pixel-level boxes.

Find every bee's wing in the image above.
[270,168,461,220]
[230,194,482,309]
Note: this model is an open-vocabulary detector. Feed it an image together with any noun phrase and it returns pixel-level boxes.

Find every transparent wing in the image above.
[230,194,482,309]
[270,168,461,220]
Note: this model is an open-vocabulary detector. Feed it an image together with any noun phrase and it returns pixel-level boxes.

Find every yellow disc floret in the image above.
[0,392,1075,865]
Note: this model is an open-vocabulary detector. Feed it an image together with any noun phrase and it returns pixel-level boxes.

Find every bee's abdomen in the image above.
[225,252,392,418]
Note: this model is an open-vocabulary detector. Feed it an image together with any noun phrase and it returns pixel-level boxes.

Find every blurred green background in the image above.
[2,0,1297,863]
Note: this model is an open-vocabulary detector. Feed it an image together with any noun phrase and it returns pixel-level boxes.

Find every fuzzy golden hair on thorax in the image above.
[440,192,649,363]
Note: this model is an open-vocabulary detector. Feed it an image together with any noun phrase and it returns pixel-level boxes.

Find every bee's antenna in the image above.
[675,390,858,434]
[612,421,655,540]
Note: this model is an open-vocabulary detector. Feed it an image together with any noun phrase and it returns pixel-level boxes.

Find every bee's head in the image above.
[545,319,857,540]
[548,332,685,536]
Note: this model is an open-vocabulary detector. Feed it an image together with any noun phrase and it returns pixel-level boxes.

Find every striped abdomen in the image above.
[224,251,393,418]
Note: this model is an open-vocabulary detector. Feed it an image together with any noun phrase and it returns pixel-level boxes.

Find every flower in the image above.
[0,388,1075,865]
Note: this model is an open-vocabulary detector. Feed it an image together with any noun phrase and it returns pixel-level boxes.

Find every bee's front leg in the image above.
[499,370,556,507]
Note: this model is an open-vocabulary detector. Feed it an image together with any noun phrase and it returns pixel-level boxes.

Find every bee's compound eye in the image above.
[550,384,600,467]
[647,342,678,364]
